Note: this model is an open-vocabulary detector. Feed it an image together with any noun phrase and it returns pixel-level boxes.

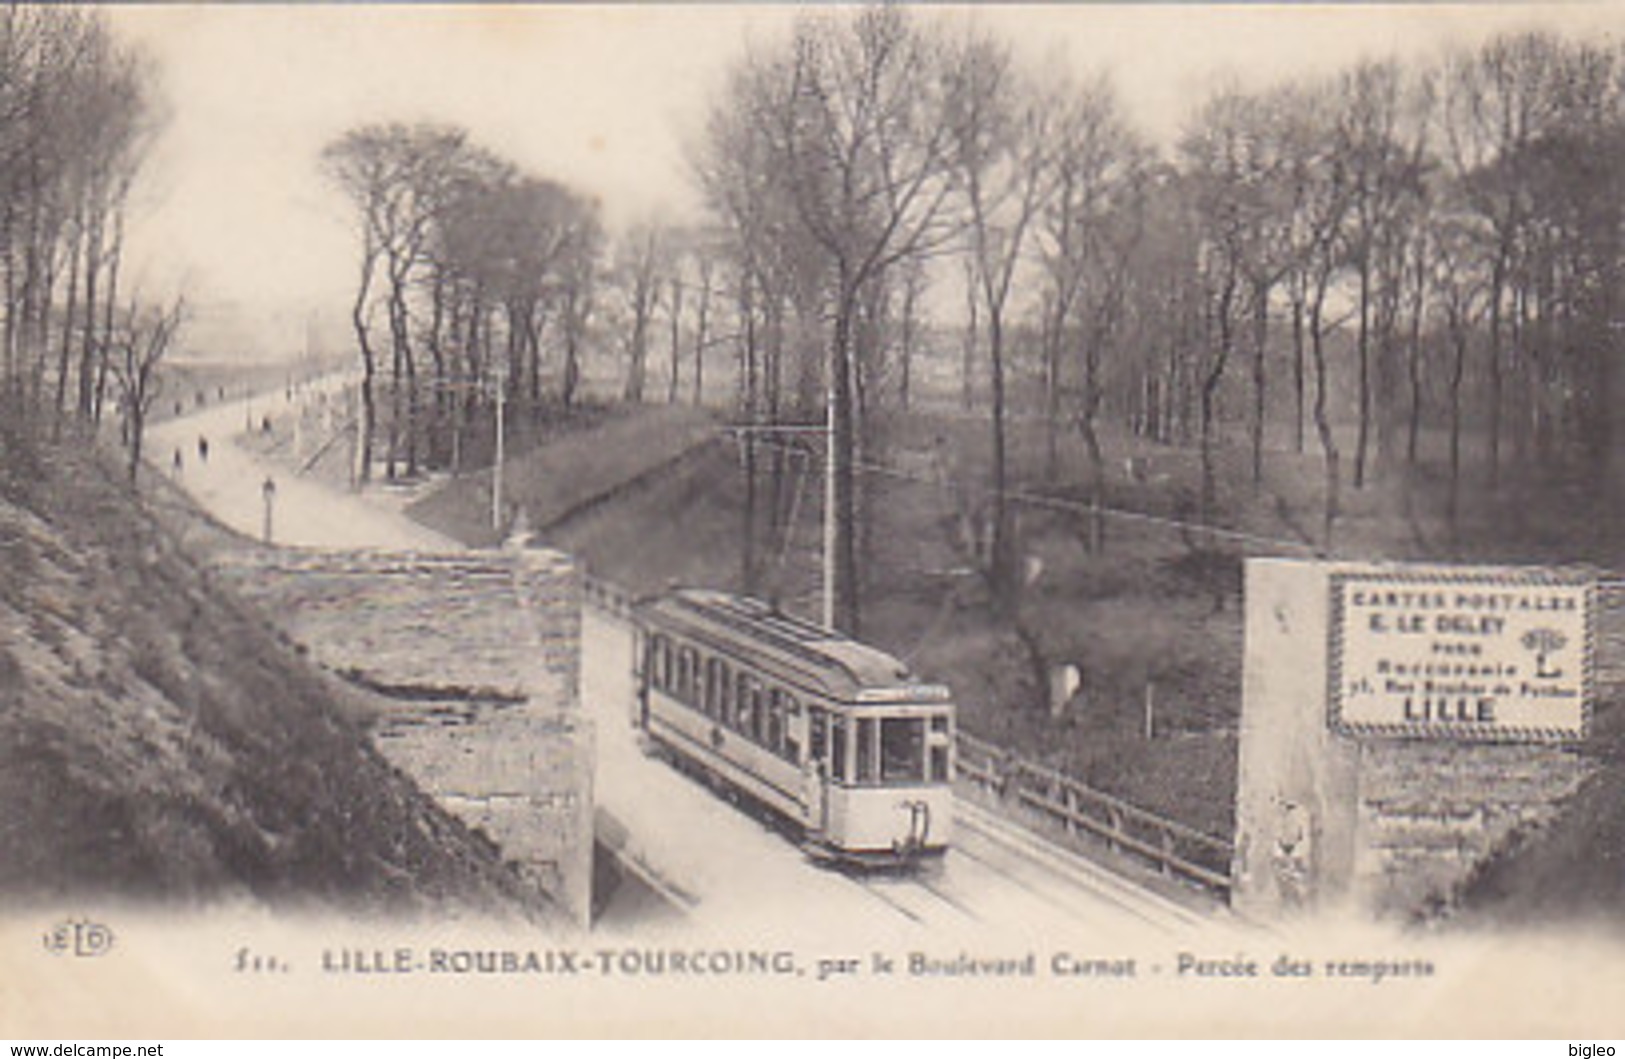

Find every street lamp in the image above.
[490,366,508,532]
[262,476,277,544]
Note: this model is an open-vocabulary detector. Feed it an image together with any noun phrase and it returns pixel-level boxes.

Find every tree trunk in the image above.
[692,274,711,407]
[53,215,82,429]
[1291,274,1306,454]
[1406,250,1427,467]
[77,207,105,423]
[961,267,978,414]
[1486,256,1506,491]
[1250,276,1269,487]
[1199,266,1237,531]
[1354,252,1371,490]
[127,404,145,484]
[1310,271,1340,549]
[1447,310,1468,547]
[350,249,378,485]
[386,267,413,480]
[1079,344,1105,555]
[668,276,683,404]
[1043,296,1065,481]
[426,269,448,468]
[94,205,127,427]
[987,306,1014,615]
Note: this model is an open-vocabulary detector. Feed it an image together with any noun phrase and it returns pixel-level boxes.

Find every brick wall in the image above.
[219,543,592,926]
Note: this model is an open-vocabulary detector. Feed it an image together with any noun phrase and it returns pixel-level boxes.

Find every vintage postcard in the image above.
[2,2,1624,1039]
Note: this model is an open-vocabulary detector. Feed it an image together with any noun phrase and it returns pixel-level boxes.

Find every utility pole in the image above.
[492,367,507,532]
[822,378,836,630]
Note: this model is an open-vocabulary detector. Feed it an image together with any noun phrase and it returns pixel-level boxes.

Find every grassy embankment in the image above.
[0,417,554,917]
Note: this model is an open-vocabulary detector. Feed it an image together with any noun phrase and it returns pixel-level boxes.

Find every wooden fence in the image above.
[954,730,1234,897]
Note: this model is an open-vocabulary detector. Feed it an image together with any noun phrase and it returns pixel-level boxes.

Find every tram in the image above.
[632,588,955,866]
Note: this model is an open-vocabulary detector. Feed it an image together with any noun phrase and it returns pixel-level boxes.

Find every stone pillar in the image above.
[1233,559,1362,920]
[510,542,593,928]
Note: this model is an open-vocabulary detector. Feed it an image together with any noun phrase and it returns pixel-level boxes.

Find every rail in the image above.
[954,730,1234,898]
[578,572,1234,899]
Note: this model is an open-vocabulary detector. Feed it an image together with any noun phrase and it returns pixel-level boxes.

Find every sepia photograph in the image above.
[1,1,1624,1040]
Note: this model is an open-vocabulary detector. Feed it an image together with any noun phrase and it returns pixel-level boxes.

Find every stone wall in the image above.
[219,543,592,926]
[1355,741,1583,915]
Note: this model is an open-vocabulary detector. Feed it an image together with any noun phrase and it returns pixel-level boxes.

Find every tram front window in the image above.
[880,717,926,783]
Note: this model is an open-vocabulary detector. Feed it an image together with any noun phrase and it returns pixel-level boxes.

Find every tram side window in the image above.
[765,689,798,760]
[749,683,765,743]
[734,673,755,734]
[880,717,926,783]
[691,650,707,709]
[830,716,848,783]
[705,658,729,719]
[809,709,828,764]
[647,635,669,690]
[855,717,876,783]
[781,693,800,763]
[676,647,697,704]
[764,690,782,757]
[929,712,951,781]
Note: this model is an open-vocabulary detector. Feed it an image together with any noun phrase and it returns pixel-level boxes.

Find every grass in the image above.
[403,401,717,546]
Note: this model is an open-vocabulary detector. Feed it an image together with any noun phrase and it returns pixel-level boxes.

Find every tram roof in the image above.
[638,588,951,704]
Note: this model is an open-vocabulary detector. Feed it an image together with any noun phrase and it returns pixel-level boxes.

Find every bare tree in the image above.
[774,8,961,633]
[322,122,479,481]
[1335,59,1428,489]
[615,220,668,404]
[1428,202,1486,538]
[113,295,184,484]
[1180,87,1279,528]
[949,32,1059,609]
[1440,33,1566,490]
[0,9,157,443]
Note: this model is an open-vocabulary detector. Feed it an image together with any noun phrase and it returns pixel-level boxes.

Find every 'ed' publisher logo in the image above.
[42,919,115,958]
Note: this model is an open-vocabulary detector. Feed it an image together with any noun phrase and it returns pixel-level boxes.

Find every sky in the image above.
[105,3,1623,361]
